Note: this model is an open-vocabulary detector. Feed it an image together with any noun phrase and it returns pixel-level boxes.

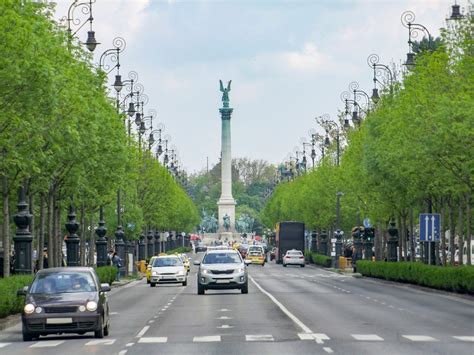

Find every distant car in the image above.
[18,267,111,341]
[195,243,207,253]
[146,256,159,284]
[283,249,305,267]
[246,249,266,266]
[194,250,251,295]
[150,255,187,287]
[270,247,277,261]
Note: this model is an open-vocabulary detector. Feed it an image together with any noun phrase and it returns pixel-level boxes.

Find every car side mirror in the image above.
[17,286,28,296]
[193,260,201,266]
[100,283,111,292]
[244,260,252,265]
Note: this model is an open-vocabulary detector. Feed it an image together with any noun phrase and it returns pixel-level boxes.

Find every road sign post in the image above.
[419,214,440,265]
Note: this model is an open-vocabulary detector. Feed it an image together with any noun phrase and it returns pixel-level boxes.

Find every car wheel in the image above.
[283,264,287,267]
[146,279,150,284]
[104,319,110,336]
[261,263,264,267]
[22,326,34,342]
[241,282,248,294]
[150,282,156,287]
[301,264,305,267]
[182,279,187,286]
[197,282,205,295]
[94,316,105,339]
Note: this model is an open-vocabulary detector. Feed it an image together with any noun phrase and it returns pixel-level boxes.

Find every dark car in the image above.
[195,243,207,253]
[18,267,111,341]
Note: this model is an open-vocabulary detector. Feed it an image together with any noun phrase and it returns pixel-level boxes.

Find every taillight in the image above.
[300,256,304,259]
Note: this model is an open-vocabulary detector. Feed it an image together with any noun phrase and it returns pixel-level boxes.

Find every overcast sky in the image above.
[53,0,463,173]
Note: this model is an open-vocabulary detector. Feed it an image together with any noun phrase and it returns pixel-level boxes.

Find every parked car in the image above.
[150,255,187,287]
[282,249,305,267]
[194,250,251,295]
[17,267,111,341]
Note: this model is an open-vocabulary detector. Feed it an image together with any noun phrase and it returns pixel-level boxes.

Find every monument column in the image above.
[217,80,236,233]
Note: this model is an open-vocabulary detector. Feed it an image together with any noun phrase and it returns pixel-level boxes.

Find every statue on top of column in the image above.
[219,80,232,108]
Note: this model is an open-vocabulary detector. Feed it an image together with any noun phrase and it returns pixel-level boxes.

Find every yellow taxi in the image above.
[146,256,158,284]
[246,248,266,266]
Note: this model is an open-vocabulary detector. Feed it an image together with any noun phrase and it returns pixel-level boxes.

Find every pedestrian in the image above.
[43,248,49,269]
[107,250,114,266]
[111,252,122,281]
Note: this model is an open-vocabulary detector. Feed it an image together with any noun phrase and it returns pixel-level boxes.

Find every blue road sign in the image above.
[419,214,440,242]
[363,218,372,228]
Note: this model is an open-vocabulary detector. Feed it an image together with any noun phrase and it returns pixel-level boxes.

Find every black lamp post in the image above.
[155,231,161,254]
[387,219,399,262]
[367,54,394,101]
[351,227,363,269]
[63,0,99,52]
[65,203,80,266]
[311,230,318,253]
[319,116,341,166]
[319,230,328,256]
[146,230,154,258]
[13,184,33,274]
[138,234,145,261]
[99,37,126,74]
[95,206,107,267]
[114,190,125,276]
[401,10,433,67]
[449,1,463,20]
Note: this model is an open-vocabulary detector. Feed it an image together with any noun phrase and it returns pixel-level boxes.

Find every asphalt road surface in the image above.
[0,254,473,355]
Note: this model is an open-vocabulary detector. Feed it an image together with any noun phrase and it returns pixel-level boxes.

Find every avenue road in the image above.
[0,253,473,355]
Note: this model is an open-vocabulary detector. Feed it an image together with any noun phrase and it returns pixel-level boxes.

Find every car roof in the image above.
[36,267,94,274]
[157,255,180,258]
[205,249,240,254]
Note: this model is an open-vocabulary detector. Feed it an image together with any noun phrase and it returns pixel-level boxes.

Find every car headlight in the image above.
[78,305,86,312]
[24,304,35,314]
[152,271,158,276]
[201,269,209,274]
[35,306,43,314]
[236,268,245,273]
[86,301,98,312]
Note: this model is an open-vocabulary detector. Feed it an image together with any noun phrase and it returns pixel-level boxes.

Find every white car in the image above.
[282,249,305,267]
[150,255,187,287]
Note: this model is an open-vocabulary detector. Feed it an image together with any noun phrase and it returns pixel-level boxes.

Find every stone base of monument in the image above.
[219,232,235,241]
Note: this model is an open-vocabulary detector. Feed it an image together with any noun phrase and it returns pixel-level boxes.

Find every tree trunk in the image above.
[440,202,447,266]
[375,221,382,261]
[29,192,35,273]
[466,194,471,266]
[80,204,86,266]
[52,196,59,267]
[2,176,10,277]
[38,193,45,271]
[401,213,407,262]
[397,215,402,262]
[55,202,62,267]
[458,197,464,266]
[449,201,456,266]
[47,192,54,268]
[409,208,415,262]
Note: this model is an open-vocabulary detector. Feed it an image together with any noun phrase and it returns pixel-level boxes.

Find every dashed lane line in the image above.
[453,336,474,342]
[323,347,334,353]
[85,339,116,346]
[351,334,384,341]
[193,336,221,343]
[245,335,274,342]
[30,340,65,348]
[0,343,11,348]
[402,335,439,342]
[138,337,168,343]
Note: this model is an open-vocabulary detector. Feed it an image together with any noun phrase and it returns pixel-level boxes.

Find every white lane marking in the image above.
[110,312,119,315]
[351,334,384,341]
[126,343,134,347]
[138,337,168,343]
[216,316,233,320]
[161,308,166,311]
[217,325,233,329]
[219,308,230,312]
[193,336,221,342]
[389,305,395,308]
[136,325,150,338]
[453,336,474,342]
[250,276,313,334]
[297,333,330,341]
[0,343,12,348]
[323,347,334,353]
[381,302,386,305]
[246,335,274,342]
[30,340,65,348]
[118,351,127,355]
[167,303,172,306]
[85,339,116,346]
[402,335,438,342]
[149,320,155,324]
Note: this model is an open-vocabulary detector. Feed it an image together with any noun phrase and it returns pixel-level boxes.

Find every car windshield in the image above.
[29,272,96,294]
[153,257,183,267]
[202,252,242,264]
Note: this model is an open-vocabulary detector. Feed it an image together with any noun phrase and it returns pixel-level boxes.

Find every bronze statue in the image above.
[219,80,232,108]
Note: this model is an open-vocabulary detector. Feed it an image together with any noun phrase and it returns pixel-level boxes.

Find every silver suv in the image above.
[194,250,251,295]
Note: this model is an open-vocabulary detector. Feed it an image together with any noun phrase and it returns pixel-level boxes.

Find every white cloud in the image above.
[281,42,331,73]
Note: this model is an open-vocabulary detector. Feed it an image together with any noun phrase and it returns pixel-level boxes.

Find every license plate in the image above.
[216,280,230,284]
[46,318,73,324]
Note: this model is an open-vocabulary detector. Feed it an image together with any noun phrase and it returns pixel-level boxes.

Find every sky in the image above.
[51,0,465,173]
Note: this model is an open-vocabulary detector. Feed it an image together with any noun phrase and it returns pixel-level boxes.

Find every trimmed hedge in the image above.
[356,261,474,294]
[95,266,117,285]
[166,246,192,255]
[0,275,34,318]
[304,251,332,267]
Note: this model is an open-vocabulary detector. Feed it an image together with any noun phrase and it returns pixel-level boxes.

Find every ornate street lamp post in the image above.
[401,10,433,67]
[99,37,126,74]
[63,0,99,52]
[138,234,145,261]
[147,230,154,258]
[65,203,80,266]
[319,115,342,166]
[367,54,394,102]
[95,206,107,267]
[13,185,33,274]
[319,230,328,256]
[387,219,399,262]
